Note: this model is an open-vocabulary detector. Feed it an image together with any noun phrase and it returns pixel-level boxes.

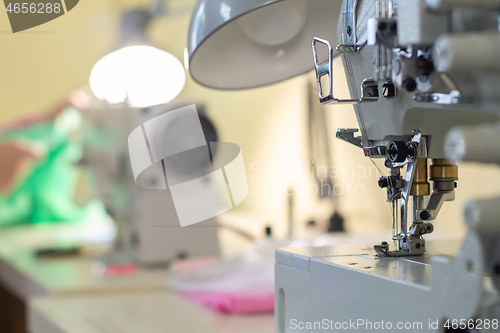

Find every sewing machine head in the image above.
[311,0,500,256]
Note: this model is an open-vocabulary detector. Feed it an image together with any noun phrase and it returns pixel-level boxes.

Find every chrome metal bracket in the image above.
[363,145,386,157]
[409,222,434,237]
[312,37,378,105]
[398,131,427,251]
[336,128,362,148]
[416,191,455,221]
[413,74,473,104]
[336,43,364,53]
[413,90,473,104]
[312,37,359,105]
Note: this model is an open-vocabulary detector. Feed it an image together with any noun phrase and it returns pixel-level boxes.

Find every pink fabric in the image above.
[180,292,275,314]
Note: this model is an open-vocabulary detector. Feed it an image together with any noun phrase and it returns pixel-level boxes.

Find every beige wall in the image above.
[1,0,110,124]
[2,0,499,239]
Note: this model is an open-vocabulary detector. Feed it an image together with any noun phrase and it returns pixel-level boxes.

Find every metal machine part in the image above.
[429,158,458,192]
[313,0,500,151]
[367,131,434,256]
[313,37,378,105]
[410,158,430,196]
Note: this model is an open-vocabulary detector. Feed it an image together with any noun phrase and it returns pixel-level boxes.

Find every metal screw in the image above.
[420,210,431,220]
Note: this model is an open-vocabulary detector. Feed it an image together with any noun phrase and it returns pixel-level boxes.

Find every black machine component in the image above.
[387,141,414,163]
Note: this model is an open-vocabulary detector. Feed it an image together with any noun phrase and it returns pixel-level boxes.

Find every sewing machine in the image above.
[81,101,219,264]
[276,0,500,331]
[186,0,500,331]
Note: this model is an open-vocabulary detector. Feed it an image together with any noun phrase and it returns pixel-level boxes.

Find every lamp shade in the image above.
[187,0,342,89]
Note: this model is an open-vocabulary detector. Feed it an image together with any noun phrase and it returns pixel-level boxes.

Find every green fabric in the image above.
[0,108,106,226]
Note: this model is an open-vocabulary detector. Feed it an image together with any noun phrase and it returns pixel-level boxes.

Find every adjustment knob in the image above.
[387,141,410,163]
[378,177,389,188]
[402,78,417,92]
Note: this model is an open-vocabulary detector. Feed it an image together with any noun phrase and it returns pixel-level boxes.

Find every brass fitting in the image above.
[429,159,458,191]
[429,158,458,179]
[410,158,430,196]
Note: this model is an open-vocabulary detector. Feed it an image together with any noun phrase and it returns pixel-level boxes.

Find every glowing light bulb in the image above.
[236,0,307,46]
[89,46,186,108]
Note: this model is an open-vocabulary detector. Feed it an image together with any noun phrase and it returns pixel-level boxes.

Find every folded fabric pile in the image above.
[169,238,292,314]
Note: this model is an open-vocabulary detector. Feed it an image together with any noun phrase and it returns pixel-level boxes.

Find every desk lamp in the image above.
[186,0,342,89]
[90,3,185,108]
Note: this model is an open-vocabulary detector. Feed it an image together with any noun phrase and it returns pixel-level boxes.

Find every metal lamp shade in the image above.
[187,0,342,89]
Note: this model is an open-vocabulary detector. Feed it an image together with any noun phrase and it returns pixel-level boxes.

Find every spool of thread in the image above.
[433,33,500,73]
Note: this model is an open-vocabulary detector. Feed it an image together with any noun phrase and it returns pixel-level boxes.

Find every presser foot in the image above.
[374,241,425,257]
